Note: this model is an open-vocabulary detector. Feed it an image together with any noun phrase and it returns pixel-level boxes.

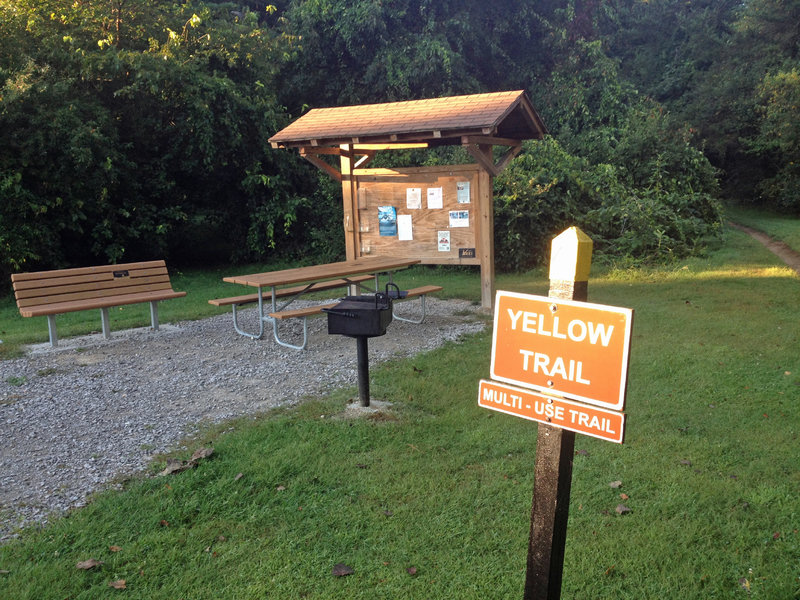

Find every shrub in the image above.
[494,137,724,271]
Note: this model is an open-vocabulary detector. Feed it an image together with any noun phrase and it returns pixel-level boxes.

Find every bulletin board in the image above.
[268,91,548,308]
[352,164,485,265]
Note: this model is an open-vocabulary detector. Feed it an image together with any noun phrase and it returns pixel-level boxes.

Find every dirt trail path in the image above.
[729,221,800,276]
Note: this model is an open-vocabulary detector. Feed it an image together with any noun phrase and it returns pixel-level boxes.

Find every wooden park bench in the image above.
[11,260,186,347]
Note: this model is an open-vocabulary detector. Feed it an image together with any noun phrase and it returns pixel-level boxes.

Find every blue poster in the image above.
[378,206,397,237]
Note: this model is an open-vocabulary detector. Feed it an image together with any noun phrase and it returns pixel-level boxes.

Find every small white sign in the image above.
[438,230,451,251]
[406,188,422,209]
[398,215,413,240]
[427,187,443,209]
[457,181,470,204]
[449,210,469,228]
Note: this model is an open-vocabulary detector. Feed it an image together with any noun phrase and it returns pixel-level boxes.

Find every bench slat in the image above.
[11,266,169,292]
[19,290,187,318]
[268,302,339,320]
[16,280,179,309]
[400,285,443,298]
[14,274,174,302]
[208,292,265,307]
[209,274,374,307]
[10,261,166,282]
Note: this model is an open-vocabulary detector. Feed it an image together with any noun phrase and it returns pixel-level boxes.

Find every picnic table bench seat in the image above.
[267,285,443,321]
[11,260,186,347]
[266,284,444,349]
[390,285,444,324]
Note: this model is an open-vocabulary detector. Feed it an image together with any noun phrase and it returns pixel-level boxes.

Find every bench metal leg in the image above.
[150,301,159,331]
[393,295,429,324]
[269,316,310,351]
[47,315,58,347]
[100,307,111,339]
[231,303,265,339]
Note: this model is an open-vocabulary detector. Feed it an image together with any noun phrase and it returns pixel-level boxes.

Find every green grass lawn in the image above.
[726,204,800,250]
[1,224,799,599]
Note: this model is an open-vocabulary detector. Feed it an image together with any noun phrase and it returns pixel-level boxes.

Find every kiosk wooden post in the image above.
[477,168,495,310]
[524,227,593,600]
[339,144,359,261]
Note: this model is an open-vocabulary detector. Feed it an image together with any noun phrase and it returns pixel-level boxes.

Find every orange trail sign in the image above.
[478,380,626,444]
[490,291,633,411]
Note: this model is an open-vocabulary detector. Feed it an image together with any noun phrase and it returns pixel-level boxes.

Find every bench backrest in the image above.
[11,261,177,310]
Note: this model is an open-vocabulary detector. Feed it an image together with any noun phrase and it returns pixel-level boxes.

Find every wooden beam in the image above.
[301,153,342,182]
[354,152,375,169]
[525,425,576,600]
[495,144,523,173]
[353,143,429,151]
[461,135,521,147]
[465,144,499,177]
[300,147,342,156]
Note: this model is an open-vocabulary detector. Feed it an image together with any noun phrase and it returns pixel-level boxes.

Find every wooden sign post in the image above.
[524,227,590,599]
[478,227,633,599]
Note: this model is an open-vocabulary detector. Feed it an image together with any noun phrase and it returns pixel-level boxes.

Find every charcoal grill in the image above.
[323,285,397,406]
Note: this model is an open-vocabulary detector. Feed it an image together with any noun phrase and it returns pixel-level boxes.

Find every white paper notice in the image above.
[438,230,450,252]
[457,181,470,204]
[406,188,422,209]
[449,210,469,228]
[397,215,413,240]
[427,187,443,209]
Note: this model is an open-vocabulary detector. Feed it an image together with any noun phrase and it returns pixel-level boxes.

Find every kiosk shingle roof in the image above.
[269,90,546,147]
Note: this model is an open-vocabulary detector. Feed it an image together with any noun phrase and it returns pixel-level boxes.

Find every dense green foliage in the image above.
[0,0,339,280]
[1,0,796,281]
[494,136,722,271]
[604,0,800,208]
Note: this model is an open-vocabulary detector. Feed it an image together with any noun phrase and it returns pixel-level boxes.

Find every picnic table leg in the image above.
[267,286,311,351]
[229,288,265,339]
[269,316,311,351]
[231,305,265,339]
[392,295,429,324]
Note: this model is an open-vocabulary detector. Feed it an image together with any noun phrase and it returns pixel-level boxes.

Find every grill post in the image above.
[356,336,370,407]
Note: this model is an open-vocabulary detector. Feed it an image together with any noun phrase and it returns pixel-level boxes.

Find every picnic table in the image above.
[215,256,423,350]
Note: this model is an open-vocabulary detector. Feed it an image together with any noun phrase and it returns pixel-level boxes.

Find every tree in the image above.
[1,0,317,283]
[274,0,550,109]
[748,65,800,210]
[673,0,800,202]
